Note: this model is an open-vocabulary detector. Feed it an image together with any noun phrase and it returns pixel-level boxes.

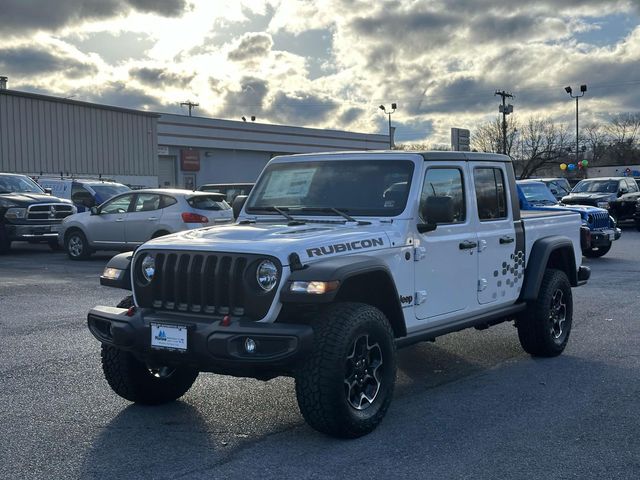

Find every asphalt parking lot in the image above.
[1,231,639,480]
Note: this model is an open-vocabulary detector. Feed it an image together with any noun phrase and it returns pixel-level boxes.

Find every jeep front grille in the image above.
[134,251,279,321]
[27,203,74,222]
[587,211,610,229]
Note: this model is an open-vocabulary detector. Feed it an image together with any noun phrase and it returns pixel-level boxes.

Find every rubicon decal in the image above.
[306,237,385,258]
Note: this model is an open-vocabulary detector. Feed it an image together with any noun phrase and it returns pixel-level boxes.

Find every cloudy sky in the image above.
[0,0,639,144]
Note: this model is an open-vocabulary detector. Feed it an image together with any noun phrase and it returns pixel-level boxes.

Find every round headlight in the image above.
[256,260,278,292]
[141,254,156,283]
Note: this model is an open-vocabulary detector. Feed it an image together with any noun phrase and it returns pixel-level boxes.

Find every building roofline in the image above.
[156,112,388,142]
[0,89,160,117]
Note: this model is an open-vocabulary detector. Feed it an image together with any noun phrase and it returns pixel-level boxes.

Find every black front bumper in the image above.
[3,222,61,241]
[589,227,621,247]
[87,306,313,378]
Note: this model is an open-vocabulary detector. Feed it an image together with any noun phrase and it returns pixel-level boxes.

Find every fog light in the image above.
[244,338,257,354]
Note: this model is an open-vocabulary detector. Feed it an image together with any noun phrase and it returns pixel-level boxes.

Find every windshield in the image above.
[0,174,45,194]
[246,160,415,217]
[572,180,618,193]
[90,184,131,200]
[519,183,558,204]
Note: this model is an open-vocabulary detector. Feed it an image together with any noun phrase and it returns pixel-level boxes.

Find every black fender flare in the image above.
[519,236,578,302]
[280,255,397,303]
[100,252,133,290]
[280,255,406,337]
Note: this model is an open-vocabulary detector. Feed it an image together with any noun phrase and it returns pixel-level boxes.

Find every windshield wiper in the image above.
[296,207,371,225]
[253,206,306,226]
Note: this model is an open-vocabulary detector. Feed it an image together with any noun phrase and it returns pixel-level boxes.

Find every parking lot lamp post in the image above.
[379,103,397,149]
[564,85,587,168]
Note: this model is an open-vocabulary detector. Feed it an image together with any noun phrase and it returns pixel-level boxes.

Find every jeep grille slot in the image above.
[136,250,279,321]
[587,211,610,229]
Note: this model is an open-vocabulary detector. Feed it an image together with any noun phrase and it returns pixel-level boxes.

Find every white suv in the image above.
[60,189,233,259]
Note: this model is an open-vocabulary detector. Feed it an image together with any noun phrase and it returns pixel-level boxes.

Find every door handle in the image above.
[147,217,158,221]
[459,240,478,250]
[499,236,514,244]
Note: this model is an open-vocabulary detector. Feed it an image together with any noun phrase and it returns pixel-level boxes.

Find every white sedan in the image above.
[60,189,233,259]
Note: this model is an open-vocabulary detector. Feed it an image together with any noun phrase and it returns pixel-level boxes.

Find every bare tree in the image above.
[582,123,608,165]
[517,117,570,179]
[472,116,518,155]
[606,113,640,163]
[395,142,452,151]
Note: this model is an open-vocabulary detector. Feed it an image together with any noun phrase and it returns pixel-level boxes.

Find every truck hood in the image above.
[562,193,615,203]
[139,221,394,265]
[0,193,69,206]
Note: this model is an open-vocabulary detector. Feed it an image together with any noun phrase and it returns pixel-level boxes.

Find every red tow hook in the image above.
[221,315,231,327]
[126,306,136,317]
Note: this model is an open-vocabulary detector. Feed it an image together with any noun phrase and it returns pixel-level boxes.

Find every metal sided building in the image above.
[0,88,158,186]
[157,114,390,189]
[0,84,390,189]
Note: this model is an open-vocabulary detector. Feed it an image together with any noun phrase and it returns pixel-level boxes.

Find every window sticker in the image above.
[261,168,317,200]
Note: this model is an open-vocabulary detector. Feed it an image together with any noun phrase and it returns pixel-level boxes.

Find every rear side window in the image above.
[160,195,177,208]
[474,168,508,221]
[134,193,161,212]
[187,195,231,211]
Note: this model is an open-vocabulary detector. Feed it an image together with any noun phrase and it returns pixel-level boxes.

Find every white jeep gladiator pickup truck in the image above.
[88,151,590,438]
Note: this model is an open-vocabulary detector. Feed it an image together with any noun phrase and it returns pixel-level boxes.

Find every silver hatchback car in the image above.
[60,189,233,259]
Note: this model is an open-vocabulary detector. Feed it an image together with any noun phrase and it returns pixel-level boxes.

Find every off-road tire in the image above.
[65,229,91,260]
[101,344,198,405]
[294,302,396,438]
[116,295,134,309]
[517,269,573,357]
[583,242,611,258]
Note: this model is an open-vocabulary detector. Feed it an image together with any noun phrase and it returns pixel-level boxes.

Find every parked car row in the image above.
[517,180,621,258]
[1,172,235,258]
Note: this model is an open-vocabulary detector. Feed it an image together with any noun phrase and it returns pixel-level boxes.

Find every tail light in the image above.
[181,212,209,223]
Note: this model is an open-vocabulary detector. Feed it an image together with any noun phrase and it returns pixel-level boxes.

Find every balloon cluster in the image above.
[560,160,588,171]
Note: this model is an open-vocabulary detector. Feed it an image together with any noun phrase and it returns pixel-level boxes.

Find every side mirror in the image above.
[90,206,99,215]
[44,188,52,195]
[232,195,248,219]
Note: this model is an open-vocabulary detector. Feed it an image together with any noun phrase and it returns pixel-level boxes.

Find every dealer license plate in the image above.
[151,323,187,351]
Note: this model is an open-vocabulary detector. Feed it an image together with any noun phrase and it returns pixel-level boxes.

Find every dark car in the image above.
[197,183,254,203]
[0,173,76,253]
[562,177,640,223]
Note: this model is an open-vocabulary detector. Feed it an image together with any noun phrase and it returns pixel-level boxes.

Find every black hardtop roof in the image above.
[275,150,512,163]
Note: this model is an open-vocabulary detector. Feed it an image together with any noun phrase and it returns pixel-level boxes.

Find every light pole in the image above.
[564,84,587,169]
[379,103,397,149]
